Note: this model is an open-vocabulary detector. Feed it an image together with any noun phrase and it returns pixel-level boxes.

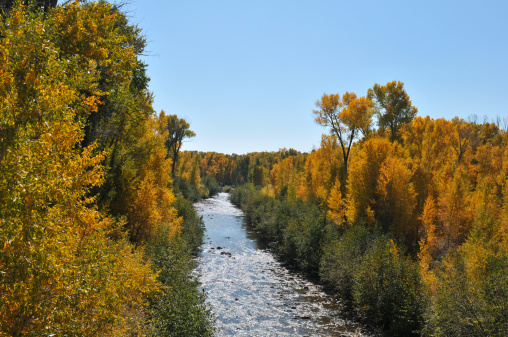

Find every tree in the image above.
[0,0,57,15]
[346,137,398,227]
[0,3,159,334]
[159,111,196,174]
[313,92,373,178]
[377,155,417,248]
[368,80,418,142]
[450,117,473,163]
[327,177,346,226]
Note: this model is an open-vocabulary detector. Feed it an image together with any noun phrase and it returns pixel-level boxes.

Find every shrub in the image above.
[202,175,221,197]
[280,200,325,275]
[145,227,215,337]
[174,196,205,253]
[353,235,424,336]
[320,225,371,306]
[229,183,256,207]
[428,248,508,336]
[174,176,200,202]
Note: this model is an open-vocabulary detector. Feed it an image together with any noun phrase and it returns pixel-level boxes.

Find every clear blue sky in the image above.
[127,0,508,155]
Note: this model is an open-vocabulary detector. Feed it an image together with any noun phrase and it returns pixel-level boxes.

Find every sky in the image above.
[126,0,508,155]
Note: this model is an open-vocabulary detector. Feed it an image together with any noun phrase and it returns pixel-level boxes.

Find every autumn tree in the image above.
[327,177,346,226]
[159,111,196,174]
[313,92,373,178]
[346,137,398,227]
[0,3,159,334]
[368,80,418,142]
[450,117,473,163]
[376,155,417,248]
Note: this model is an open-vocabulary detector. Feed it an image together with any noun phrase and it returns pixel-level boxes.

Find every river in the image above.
[194,193,372,337]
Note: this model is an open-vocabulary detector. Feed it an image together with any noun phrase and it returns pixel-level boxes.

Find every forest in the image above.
[178,85,508,336]
[1,1,507,337]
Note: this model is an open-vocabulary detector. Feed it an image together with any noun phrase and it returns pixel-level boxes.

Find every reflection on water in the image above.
[195,193,371,337]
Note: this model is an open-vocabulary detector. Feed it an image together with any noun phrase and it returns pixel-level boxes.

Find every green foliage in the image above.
[320,225,372,305]
[232,186,326,275]
[174,176,201,202]
[202,175,221,197]
[145,227,215,337]
[321,226,425,336]
[353,235,425,336]
[280,199,325,274]
[368,80,418,142]
[174,195,205,253]
[229,183,257,207]
[429,252,508,337]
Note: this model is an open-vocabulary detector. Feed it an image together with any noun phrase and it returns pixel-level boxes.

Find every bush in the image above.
[429,251,508,337]
[233,187,326,275]
[174,176,200,202]
[202,175,221,197]
[320,225,372,306]
[353,235,424,337]
[280,199,325,275]
[145,227,215,337]
[174,195,205,253]
[229,183,257,207]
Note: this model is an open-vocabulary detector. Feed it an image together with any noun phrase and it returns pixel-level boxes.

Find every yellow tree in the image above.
[0,3,158,335]
[377,155,417,248]
[327,177,346,226]
[159,111,196,175]
[346,137,399,227]
[313,92,373,178]
[437,166,474,250]
[450,118,473,163]
[300,135,340,204]
[128,116,182,243]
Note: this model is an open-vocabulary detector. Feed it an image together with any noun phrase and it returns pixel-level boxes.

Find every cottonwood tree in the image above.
[159,111,196,175]
[313,92,373,179]
[368,80,418,142]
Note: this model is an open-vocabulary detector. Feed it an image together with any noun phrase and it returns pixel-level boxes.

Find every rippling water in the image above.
[195,193,371,337]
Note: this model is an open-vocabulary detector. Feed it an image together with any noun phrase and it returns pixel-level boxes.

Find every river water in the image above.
[194,193,371,337]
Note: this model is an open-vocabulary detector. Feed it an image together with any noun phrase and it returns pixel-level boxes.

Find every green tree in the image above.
[368,80,418,142]
[159,111,196,174]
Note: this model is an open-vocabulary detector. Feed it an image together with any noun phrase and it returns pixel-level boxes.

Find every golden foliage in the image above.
[0,2,175,335]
